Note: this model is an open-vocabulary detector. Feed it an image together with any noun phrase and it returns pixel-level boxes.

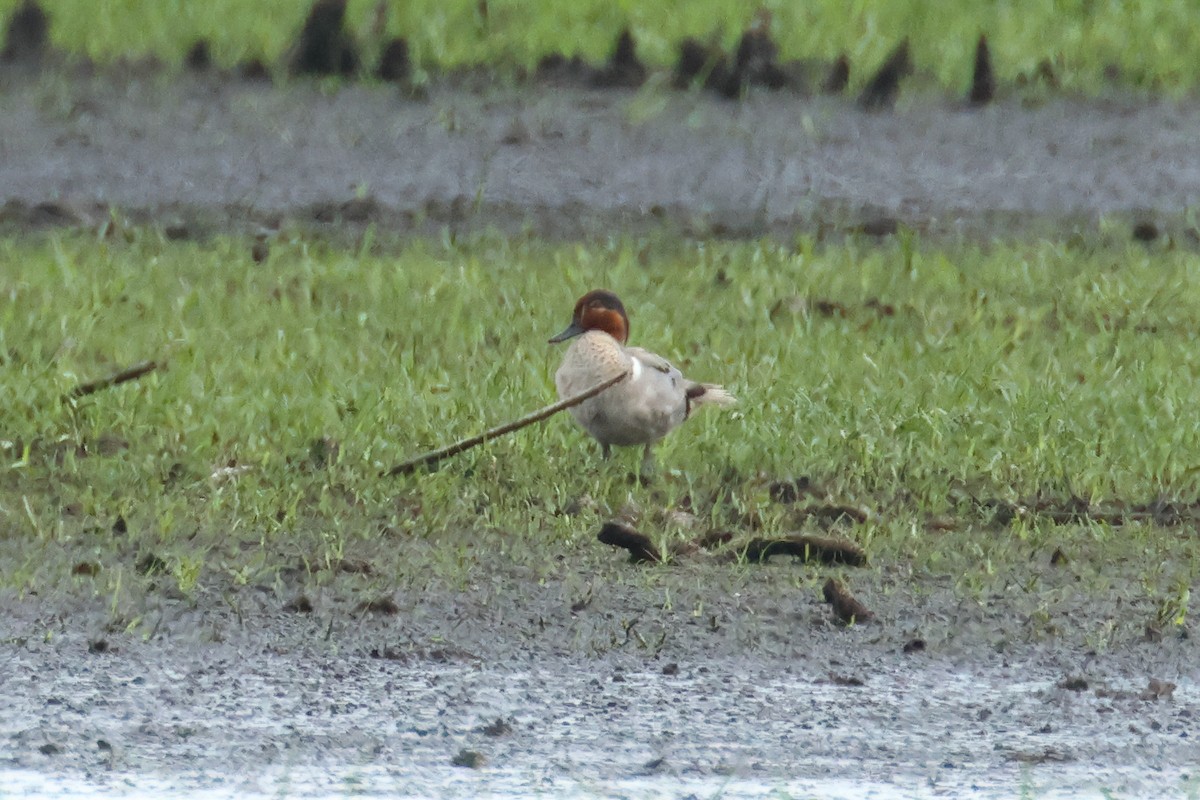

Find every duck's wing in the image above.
[624,346,675,374]
[626,348,736,415]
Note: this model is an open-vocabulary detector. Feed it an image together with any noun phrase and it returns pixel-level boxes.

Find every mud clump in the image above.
[251,238,270,263]
[356,596,400,615]
[823,577,875,623]
[376,37,409,83]
[800,504,869,528]
[184,39,212,72]
[290,0,359,77]
[535,52,597,86]
[680,14,795,98]
[674,37,727,91]
[283,595,314,613]
[310,197,383,224]
[858,39,911,111]
[1141,678,1176,700]
[822,54,850,93]
[333,557,372,575]
[852,215,898,237]
[828,673,866,687]
[968,34,996,106]
[2,0,49,64]
[237,58,271,82]
[308,436,340,469]
[591,28,646,89]
[1131,220,1159,242]
[768,476,817,504]
[597,521,663,564]
[721,17,786,96]
[479,718,513,737]
[1017,57,1060,89]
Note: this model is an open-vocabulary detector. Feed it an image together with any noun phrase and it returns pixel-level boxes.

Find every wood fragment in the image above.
[383,371,627,476]
[597,521,664,564]
[65,360,158,400]
[742,535,867,566]
[823,577,875,623]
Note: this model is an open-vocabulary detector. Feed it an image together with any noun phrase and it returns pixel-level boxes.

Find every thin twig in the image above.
[65,360,159,401]
[383,371,628,477]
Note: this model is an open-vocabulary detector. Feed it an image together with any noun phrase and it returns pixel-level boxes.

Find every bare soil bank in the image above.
[1,69,1198,241]
[2,533,1197,797]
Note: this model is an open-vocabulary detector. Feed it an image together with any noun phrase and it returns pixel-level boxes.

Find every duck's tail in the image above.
[685,382,737,416]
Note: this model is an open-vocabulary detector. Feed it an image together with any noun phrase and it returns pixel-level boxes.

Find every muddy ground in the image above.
[2,68,1200,241]
[2,68,1200,797]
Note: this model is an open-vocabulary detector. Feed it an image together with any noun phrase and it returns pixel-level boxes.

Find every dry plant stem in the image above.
[65,360,159,400]
[384,371,628,476]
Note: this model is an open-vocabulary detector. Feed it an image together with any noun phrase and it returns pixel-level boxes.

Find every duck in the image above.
[549,289,735,474]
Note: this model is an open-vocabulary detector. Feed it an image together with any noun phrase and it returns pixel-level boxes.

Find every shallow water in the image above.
[3,643,1196,799]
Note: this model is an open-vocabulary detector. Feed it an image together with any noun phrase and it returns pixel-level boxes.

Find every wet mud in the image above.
[1,68,1199,241]
[3,64,1200,796]
[3,615,1196,798]
[3,532,1198,797]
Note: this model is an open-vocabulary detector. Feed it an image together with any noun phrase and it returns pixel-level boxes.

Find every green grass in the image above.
[3,0,1199,92]
[0,227,1197,641]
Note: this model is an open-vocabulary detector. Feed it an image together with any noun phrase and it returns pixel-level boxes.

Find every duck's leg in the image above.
[638,444,657,481]
[601,443,612,460]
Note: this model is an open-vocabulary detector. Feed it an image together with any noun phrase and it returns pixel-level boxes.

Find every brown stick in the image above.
[66,360,159,400]
[383,371,628,477]
[742,535,867,567]
[597,521,664,564]
[823,577,875,623]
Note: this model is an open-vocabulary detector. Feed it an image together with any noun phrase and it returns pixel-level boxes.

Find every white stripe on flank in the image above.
[630,357,643,381]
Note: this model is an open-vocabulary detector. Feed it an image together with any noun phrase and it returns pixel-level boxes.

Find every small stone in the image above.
[479,718,512,737]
